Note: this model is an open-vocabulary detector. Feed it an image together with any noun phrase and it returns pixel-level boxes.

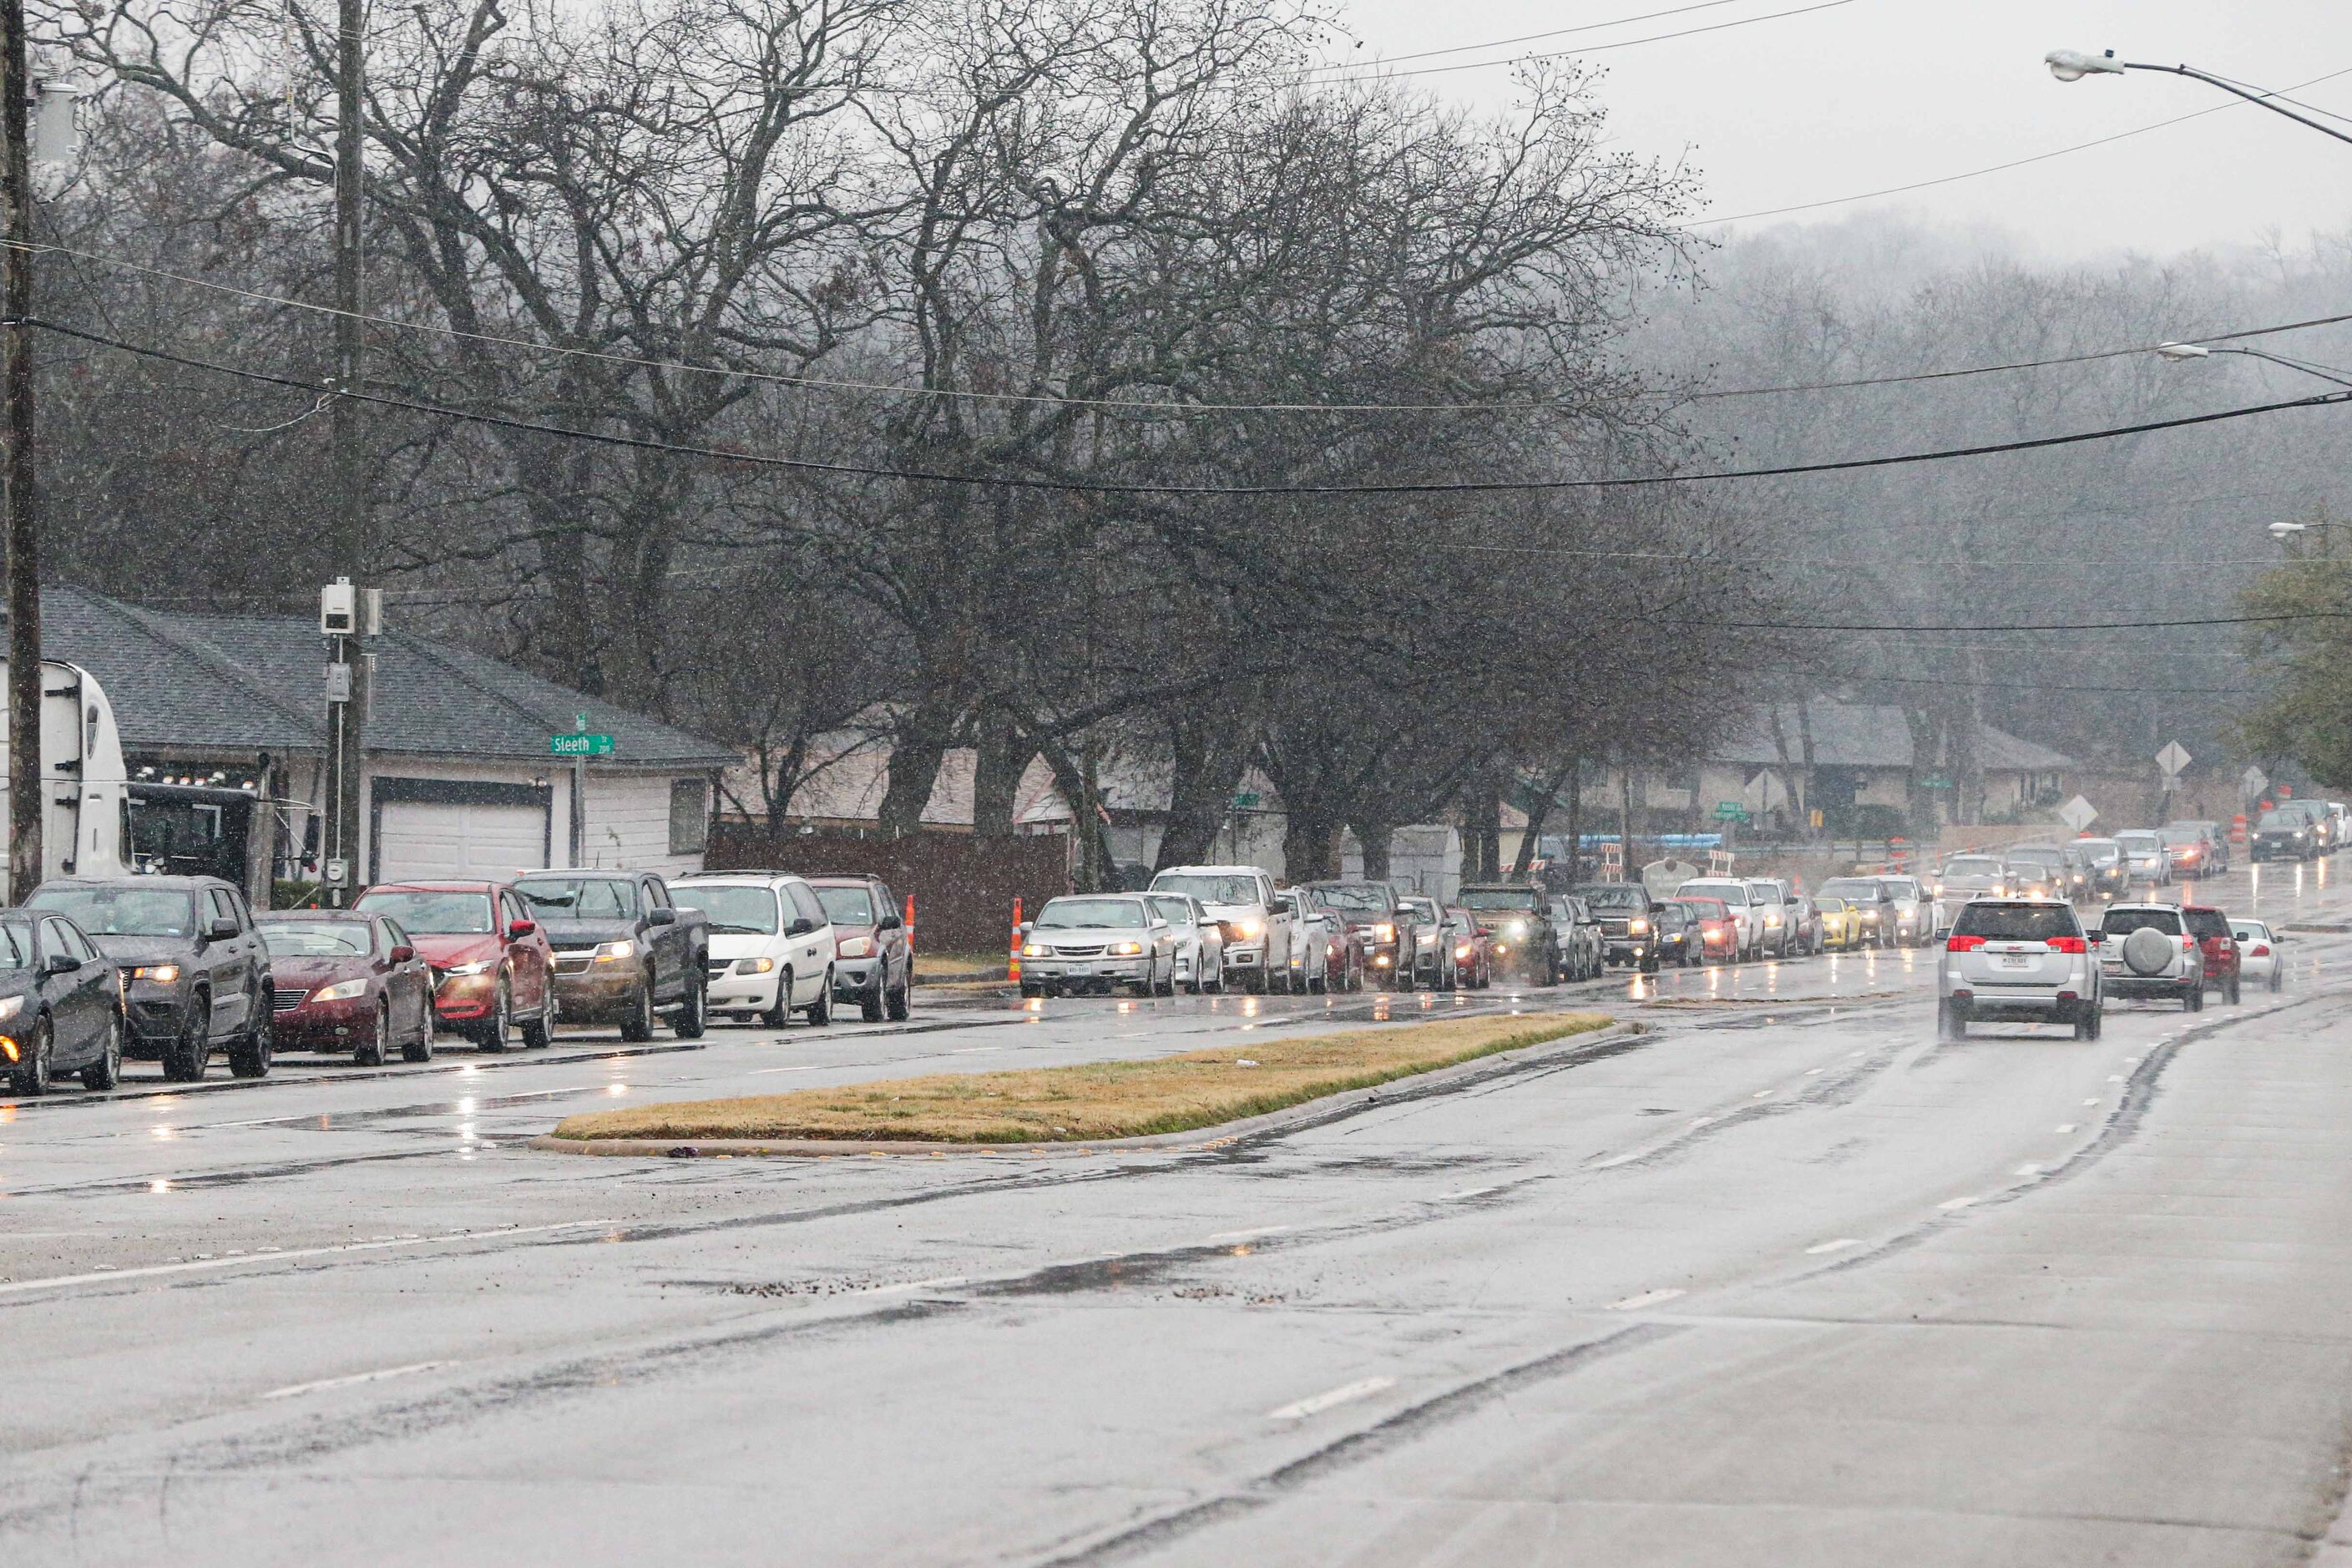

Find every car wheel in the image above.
[521,990,556,1049]
[2086,1005,2104,1039]
[81,1011,123,1090]
[483,983,517,1050]
[2225,974,2242,1006]
[356,1001,389,1067]
[8,1014,50,1096]
[762,972,794,1029]
[886,969,912,1021]
[2181,984,2200,1013]
[2270,969,2284,993]
[1935,999,1961,1041]
[671,972,708,1040]
[1245,967,1267,995]
[861,976,886,1022]
[805,969,834,1026]
[164,1002,208,1082]
[1019,981,1042,1000]
[229,1000,271,1079]
[404,1004,435,1064]
[617,980,653,1043]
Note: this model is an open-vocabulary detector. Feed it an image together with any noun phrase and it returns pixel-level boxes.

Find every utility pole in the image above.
[324,0,367,905]
[1,0,39,902]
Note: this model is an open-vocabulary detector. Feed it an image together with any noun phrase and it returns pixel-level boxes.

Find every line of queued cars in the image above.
[0,861,925,1096]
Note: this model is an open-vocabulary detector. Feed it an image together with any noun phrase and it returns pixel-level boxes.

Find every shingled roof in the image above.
[1715,700,2074,773]
[27,586,736,768]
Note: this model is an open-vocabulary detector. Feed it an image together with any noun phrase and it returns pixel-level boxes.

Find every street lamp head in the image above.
[2155,341,2212,361]
[2046,48,2125,82]
[2269,521,2309,539]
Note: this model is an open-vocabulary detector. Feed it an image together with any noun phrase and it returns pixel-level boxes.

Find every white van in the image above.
[669,872,839,1027]
[1147,864,1291,994]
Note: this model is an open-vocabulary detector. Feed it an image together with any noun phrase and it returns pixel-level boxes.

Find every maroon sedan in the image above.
[257,911,436,1065]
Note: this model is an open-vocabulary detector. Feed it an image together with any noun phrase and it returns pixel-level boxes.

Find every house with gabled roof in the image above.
[23,586,737,897]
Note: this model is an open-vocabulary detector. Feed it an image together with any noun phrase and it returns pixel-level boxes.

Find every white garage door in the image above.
[375,799,549,883]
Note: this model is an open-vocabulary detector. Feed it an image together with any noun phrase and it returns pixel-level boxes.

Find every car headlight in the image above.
[735,956,776,974]
[1763,913,1779,928]
[1506,919,1530,935]
[1235,918,1263,939]
[1455,943,1474,959]
[837,935,876,959]
[311,979,370,1002]
[591,940,635,963]
[1628,918,1649,933]
[133,964,181,984]
[0,994,21,1022]
[1109,940,1145,956]
[1373,922,1394,942]
[1860,911,1877,921]
[444,959,495,977]
[1021,942,1049,958]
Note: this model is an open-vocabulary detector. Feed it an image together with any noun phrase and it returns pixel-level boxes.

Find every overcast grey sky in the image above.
[1328,0,2352,259]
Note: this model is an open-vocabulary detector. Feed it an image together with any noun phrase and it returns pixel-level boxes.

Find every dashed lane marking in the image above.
[1803,1238,1863,1256]
[1206,1226,1290,1243]
[1438,1186,1498,1201]
[2015,1163,2043,1176]
[261,1360,451,1401]
[857,1275,968,1297]
[2056,1124,2076,1134]
[1611,1288,1685,1311]
[0,1219,615,1297]
[1937,1196,1980,1211]
[1268,1377,1397,1420]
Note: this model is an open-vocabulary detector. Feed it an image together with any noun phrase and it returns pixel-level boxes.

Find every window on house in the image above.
[669,777,709,856]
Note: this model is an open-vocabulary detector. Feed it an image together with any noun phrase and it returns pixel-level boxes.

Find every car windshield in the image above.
[1576,884,1646,909]
[2182,908,2230,939]
[1459,887,1542,911]
[1151,873,1259,905]
[1657,903,1695,928]
[1679,881,1747,905]
[1943,857,2000,878]
[2232,921,2269,940]
[2117,832,2158,850]
[2006,851,2061,871]
[354,891,494,935]
[812,887,874,927]
[2104,907,2183,938]
[1881,878,1920,897]
[260,920,373,958]
[1303,883,1389,913]
[1036,897,1147,928]
[2075,840,2119,860]
[1146,896,1194,925]
[1817,880,1882,900]
[2257,812,2299,831]
[515,878,639,919]
[1816,896,1848,911]
[674,885,780,935]
[1952,903,2081,942]
[27,886,199,938]
[1399,899,1439,918]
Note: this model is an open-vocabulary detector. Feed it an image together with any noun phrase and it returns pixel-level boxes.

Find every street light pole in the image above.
[2046,50,2352,147]
[325,0,367,906]
[1,0,40,903]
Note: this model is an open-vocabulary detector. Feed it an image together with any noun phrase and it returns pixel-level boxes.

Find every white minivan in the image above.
[670,873,840,1027]
[1148,865,1291,994]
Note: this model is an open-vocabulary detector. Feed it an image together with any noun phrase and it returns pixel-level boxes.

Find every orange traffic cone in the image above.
[1009,896,1023,984]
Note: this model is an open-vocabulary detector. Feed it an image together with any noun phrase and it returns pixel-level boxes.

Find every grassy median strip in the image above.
[551,1010,1615,1145]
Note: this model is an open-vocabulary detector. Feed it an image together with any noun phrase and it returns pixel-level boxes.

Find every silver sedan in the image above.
[1146,893,1226,994]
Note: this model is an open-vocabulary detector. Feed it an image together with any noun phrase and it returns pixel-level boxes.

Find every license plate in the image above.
[2000,954,2031,969]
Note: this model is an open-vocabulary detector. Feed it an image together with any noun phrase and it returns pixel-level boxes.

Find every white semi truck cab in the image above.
[0,659,133,901]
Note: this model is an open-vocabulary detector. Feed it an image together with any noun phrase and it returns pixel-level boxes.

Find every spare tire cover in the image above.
[2122,925,2175,977]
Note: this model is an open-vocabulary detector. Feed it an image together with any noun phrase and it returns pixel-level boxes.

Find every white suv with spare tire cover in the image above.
[2092,903,2207,1011]
[1938,898,2103,1040]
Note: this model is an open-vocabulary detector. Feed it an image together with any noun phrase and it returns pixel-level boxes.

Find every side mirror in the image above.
[647,907,677,927]
[209,917,240,941]
[781,917,811,936]
[1017,921,1034,938]
[878,912,903,930]
[506,919,537,940]
[390,943,417,964]
[43,952,81,975]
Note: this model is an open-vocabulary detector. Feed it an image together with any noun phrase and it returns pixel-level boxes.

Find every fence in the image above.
[705,826,1070,953]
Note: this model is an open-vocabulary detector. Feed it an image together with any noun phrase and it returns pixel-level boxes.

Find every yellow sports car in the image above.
[1813,894,1864,951]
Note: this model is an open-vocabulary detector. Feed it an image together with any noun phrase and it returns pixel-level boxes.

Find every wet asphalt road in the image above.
[7,858,2352,1565]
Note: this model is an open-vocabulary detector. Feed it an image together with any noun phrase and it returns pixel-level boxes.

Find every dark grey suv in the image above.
[23,876,273,1080]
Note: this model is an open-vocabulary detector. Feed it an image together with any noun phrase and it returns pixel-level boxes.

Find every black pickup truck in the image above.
[1574,883,1662,973]
[513,871,711,1041]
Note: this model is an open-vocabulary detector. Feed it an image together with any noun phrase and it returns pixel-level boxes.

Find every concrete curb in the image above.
[529,1018,1640,1160]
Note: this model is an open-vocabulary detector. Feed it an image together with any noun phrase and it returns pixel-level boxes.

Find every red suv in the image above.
[804,873,912,1021]
[352,882,558,1050]
[2179,903,2242,1004]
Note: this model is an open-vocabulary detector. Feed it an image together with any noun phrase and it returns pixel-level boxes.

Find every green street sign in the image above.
[1232,791,1262,808]
[550,733,615,757]
[1713,801,1749,822]
[1920,775,1954,789]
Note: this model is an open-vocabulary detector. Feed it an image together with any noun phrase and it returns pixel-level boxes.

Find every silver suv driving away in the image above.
[1938,898,2103,1041]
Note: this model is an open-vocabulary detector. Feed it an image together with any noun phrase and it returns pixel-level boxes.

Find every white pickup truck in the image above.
[1147,864,1291,994]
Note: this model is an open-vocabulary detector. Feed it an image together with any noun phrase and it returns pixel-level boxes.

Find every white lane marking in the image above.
[950,1046,1000,1055]
[1689,1115,1715,1128]
[1804,1067,1824,1075]
[1752,1090,1774,1100]
[1937,1196,1980,1211]
[1804,1237,1863,1256]
[2083,1099,2101,1106]
[859,1275,968,1296]
[1206,1226,1290,1243]
[2015,1163,2043,1176]
[2107,1075,2123,1083]
[750,1065,825,1075]
[261,1359,451,1401]
[1439,1186,1498,1201]
[0,1220,615,1297]
[1268,1376,1396,1420]
[1611,1288,1685,1310]
[2056,1124,2077,1134]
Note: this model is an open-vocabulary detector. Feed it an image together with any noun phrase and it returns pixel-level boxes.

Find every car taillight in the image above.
[1945,934,1985,952]
[2253,943,2271,956]
[2047,936,2087,953]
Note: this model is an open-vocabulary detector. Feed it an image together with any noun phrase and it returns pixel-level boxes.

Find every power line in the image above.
[1295,0,1753,75]
[1697,609,2349,634]
[1688,63,2352,229]
[1757,668,2263,695]
[31,317,2352,497]
[1291,0,1848,83]
[34,239,2352,410]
